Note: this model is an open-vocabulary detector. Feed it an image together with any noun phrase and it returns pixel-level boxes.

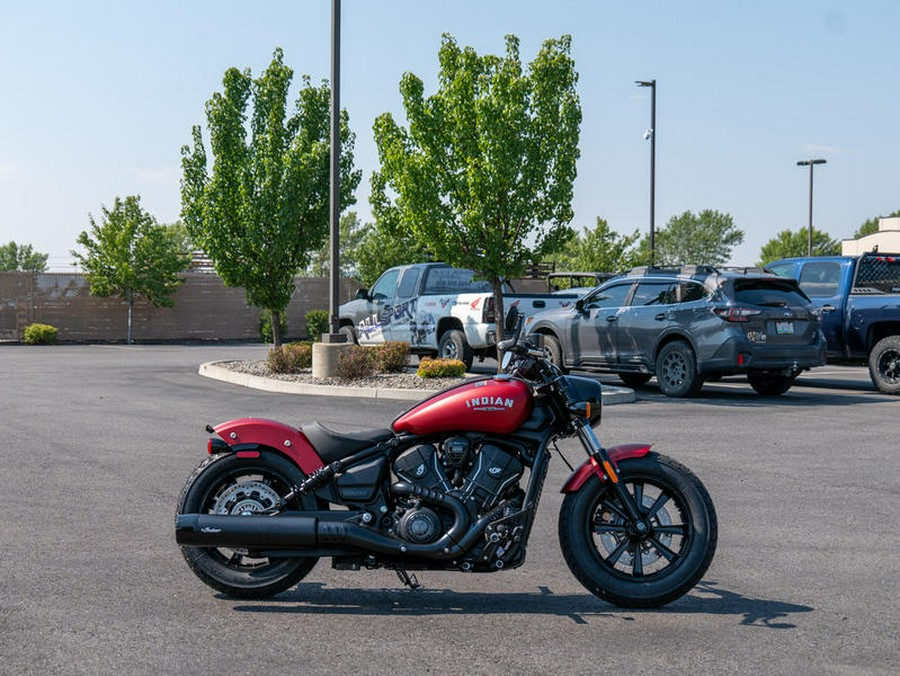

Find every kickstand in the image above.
[396,569,422,591]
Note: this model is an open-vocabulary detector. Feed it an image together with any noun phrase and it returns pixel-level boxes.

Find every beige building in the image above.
[841,216,900,255]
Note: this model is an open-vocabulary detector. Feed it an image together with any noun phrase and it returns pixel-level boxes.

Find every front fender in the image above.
[560,443,652,493]
[213,418,325,475]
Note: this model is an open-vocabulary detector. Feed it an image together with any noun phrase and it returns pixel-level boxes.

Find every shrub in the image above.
[305,309,329,341]
[266,342,312,374]
[259,309,287,343]
[416,357,466,379]
[23,323,58,345]
[336,345,376,380]
[374,341,410,373]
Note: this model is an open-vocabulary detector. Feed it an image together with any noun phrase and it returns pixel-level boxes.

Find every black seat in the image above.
[300,422,394,464]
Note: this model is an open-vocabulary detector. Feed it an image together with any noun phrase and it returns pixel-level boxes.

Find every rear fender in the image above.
[212,418,325,475]
[560,443,652,493]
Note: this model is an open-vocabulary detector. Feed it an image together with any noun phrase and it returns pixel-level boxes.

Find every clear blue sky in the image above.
[1,0,898,270]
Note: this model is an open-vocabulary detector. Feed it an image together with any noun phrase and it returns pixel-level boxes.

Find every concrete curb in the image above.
[199,361,636,405]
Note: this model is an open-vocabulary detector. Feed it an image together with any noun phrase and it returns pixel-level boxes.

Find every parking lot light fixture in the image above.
[636,80,656,265]
[796,158,827,256]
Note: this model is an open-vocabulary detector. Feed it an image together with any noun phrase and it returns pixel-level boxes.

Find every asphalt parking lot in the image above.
[1,344,897,675]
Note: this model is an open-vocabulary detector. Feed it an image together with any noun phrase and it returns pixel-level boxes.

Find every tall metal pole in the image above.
[327,0,343,340]
[636,80,656,265]
[796,158,826,257]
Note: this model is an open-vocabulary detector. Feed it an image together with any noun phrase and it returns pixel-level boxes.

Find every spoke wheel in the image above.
[559,453,717,608]
[177,452,322,598]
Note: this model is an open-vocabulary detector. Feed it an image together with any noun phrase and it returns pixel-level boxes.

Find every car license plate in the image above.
[775,321,794,335]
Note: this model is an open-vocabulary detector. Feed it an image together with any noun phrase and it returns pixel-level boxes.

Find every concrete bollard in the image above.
[312,341,352,379]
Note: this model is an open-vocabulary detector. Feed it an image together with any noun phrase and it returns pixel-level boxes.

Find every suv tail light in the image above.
[713,306,762,322]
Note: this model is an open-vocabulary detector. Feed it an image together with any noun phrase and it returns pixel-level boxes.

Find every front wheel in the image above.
[868,335,900,394]
[558,453,717,608]
[177,452,322,598]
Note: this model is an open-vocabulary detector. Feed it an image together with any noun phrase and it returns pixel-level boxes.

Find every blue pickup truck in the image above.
[768,253,900,394]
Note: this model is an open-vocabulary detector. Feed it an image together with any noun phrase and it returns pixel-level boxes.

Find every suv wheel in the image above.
[541,334,568,374]
[655,341,703,397]
[747,372,796,396]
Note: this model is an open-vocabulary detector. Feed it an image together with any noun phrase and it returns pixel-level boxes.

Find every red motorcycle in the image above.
[175,316,717,608]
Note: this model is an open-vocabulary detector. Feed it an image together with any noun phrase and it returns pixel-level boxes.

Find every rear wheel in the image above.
[177,452,321,598]
[747,371,796,396]
[868,335,900,394]
[438,329,474,371]
[655,341,703,397]
[558,453,717,608]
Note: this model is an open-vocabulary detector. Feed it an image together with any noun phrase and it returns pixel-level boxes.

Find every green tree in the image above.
[757,227,840,266]
[71,195,190,344]
[654,209,744,267]
[0,241,49,272]
[546,217,642,274]
[180,48,361,347]
[373,33,581,347]
[302,211,367,279]
[853,210,900,239]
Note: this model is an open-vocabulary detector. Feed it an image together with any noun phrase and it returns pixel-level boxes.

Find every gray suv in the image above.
[526,265,826,397]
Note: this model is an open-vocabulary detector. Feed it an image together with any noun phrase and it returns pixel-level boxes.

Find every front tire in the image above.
[177,452,321,598]
[868,335,900,394]
[655,340,703,397]
[541,334,569,374]
[558,453,717,608]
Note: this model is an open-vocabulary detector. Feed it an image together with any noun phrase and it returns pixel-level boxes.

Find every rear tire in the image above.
[747,371,796,396]
[438,329,474,371]
[558,453,717,608]
[655,341,703,397]
[868,335,900,394]
[177,452,321,598]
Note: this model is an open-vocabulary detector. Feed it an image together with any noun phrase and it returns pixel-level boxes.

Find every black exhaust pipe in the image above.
[175,482,485,559]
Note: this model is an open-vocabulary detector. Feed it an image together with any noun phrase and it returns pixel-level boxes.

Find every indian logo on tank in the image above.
[465,395,516,412]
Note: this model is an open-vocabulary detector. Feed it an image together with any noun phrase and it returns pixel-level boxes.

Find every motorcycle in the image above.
[175,314,717,608]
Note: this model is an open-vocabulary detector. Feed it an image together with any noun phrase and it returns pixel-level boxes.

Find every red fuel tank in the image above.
[393,377,533,436]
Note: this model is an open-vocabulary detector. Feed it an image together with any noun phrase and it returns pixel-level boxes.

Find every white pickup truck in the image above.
[338,263,579,369]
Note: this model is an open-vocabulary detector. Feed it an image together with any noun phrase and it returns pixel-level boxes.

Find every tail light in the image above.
[483,297,496,323]
[713,306,762,322]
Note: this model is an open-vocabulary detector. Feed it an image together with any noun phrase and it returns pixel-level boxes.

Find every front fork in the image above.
[574,421,647,528]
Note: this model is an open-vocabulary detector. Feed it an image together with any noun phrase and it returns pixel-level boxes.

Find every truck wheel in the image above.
[438,329,474,371]
[868,335,900,395]
[339,324,358,345]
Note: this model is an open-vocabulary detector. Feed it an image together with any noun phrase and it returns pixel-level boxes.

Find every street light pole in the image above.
[796,158,826,257]
[327,0,343,340]
[636,80,656,265]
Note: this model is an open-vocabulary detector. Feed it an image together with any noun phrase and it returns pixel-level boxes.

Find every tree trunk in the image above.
[271,309,283,348]
[492,279,506,373]
[127,291,134,345]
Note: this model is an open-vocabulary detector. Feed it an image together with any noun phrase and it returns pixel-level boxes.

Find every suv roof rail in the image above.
[627,264,719,277]
[717,265,768,275]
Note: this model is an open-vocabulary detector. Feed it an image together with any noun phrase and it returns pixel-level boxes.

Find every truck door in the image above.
[796,260,845,357]
[391,266,421,343]
[359,268,401,344]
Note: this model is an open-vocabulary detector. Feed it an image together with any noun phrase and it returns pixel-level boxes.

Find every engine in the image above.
[391,437,524,544]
